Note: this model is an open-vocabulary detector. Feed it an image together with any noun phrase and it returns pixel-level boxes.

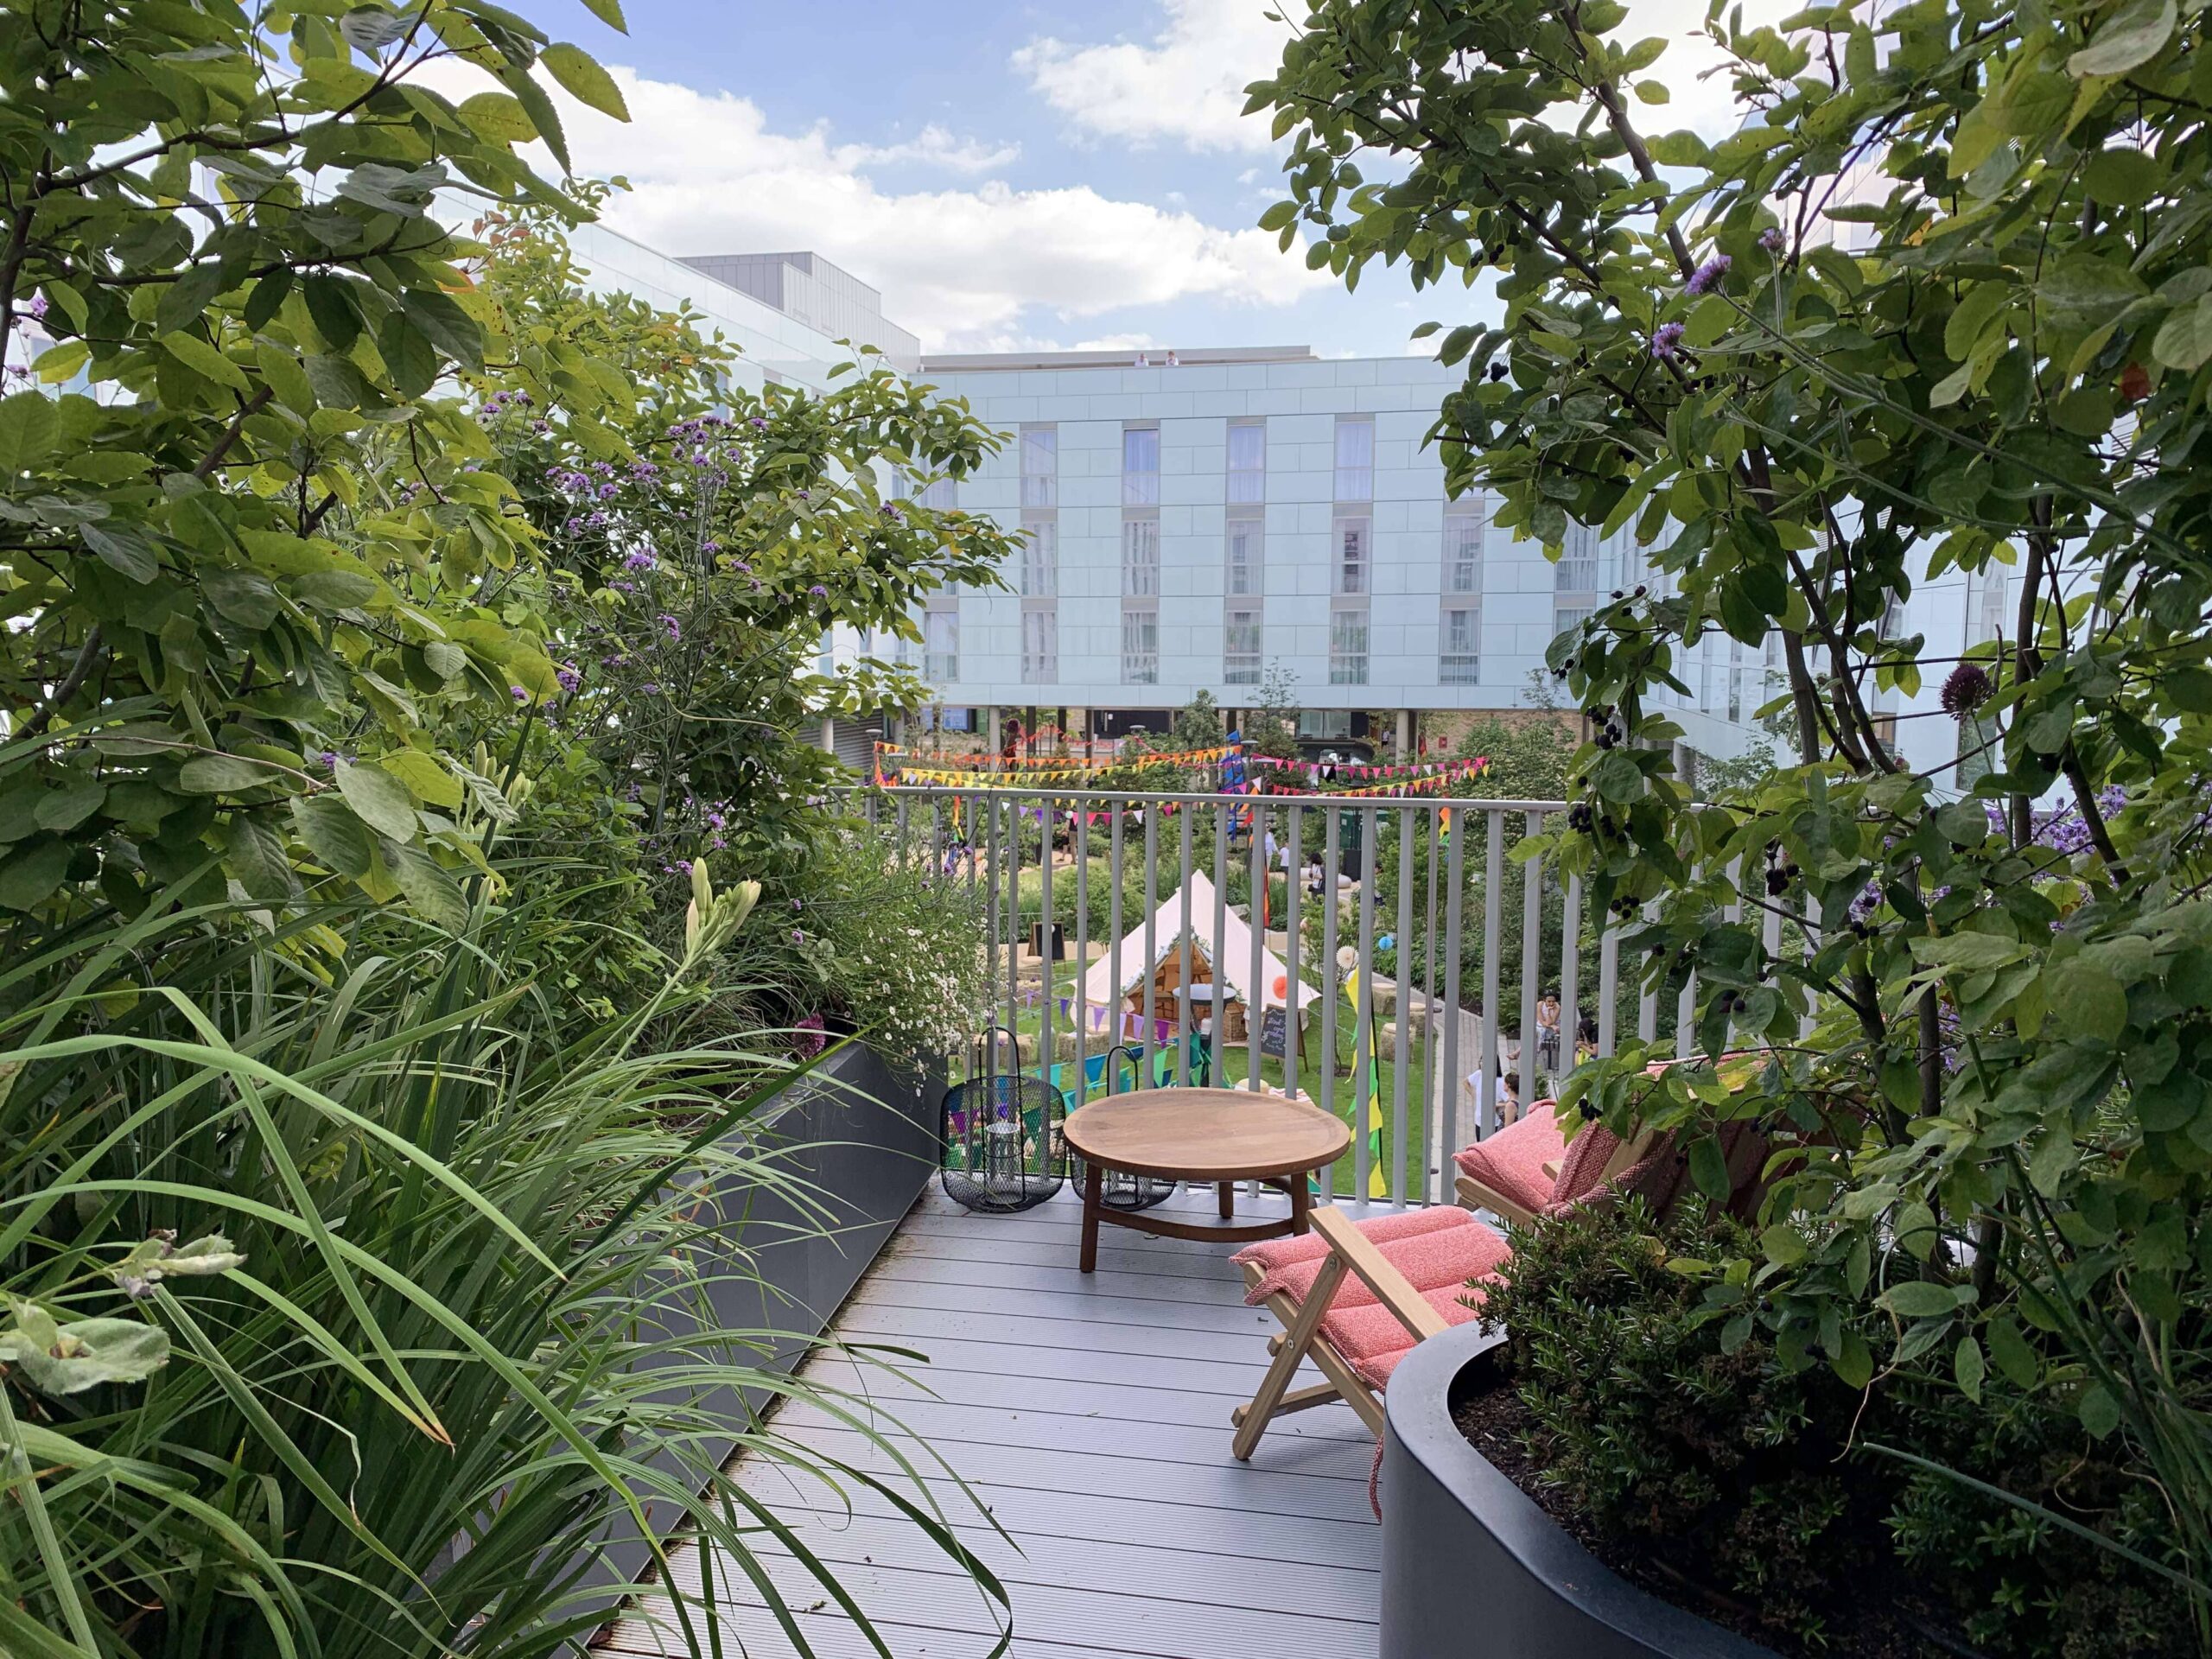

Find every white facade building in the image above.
[567,235,2005,785]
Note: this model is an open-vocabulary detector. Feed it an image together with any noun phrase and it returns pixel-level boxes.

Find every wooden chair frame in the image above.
[1235,1127,1667,1460]
[1230,1205,1446,1459]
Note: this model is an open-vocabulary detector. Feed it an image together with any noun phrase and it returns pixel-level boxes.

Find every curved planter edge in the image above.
[1382,1321,1781,1659]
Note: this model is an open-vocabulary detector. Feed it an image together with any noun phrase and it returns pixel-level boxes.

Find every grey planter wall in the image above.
[569,1040,942,1643]
[1381,1321,1779,1659]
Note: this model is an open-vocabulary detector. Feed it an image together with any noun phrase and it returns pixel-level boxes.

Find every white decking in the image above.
[602,1184,1382,1659]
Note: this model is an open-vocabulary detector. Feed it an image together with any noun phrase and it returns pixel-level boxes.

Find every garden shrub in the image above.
[1484,1201,1867,1642]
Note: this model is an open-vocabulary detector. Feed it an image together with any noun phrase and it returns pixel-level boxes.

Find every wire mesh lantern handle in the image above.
[938,1023,1065,1214]
[1071,1041,1176,1212]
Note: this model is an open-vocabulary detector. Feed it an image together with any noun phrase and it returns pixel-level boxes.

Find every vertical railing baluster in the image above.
[1319,804,1341,1202]
[1039,794,1054,1096]
[1599,909,1620,1057]
[1214,801,1230,1098]
[1353,807,1378,1202]
[1440,807,1465,1181]
[1391,801,1414,1205]
[1519,809,1543,1112]
[985,794,1001,1039]
[1109,804,1126,1062]
[1075,799,1090,1109]
[1248,796,1266,1096]
[1420,804,1439,1205]
[1177,805,1195,1086]
[1142,805,1159,1078]
[1638,897,1661,1044]
[1285,800,1304,1105]
[1006,795,1020,1054]
[1480,810,1503,1138]
[1559,869,1582,1088]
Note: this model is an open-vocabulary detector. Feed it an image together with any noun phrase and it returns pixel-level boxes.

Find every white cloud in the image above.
[430,62,1322,351]
[845,124,1020,175]
[1014,0,1791,155]
[1012,0,1289,154]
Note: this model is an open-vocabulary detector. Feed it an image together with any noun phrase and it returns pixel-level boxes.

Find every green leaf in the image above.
[2152,294,2212,372]
[1954,1334,1985,1402]
[458,90,537,143]
[1881,1281,1961,1320]
[339,4,408,51]
[385,841,469,931]
[399,289,485,369]
[334,760,418,841]
[579,0,627,28]
[33,779,104,833]
[179,754,274,794]
[1634,80,1669,104]
[1688,1134,1729,1200]
[2050,962,2130,1043]
[223,813,297,905]
[539,42,628,119]
[1986,1316,2039,1389]
[501,64,570,172]
[2029,1124,2077,1196]
[291,795,373,878]
[0,1302,170,1395]
[35,340,89,384]
[2077,1381,2122,1439]
[2068,0,2176,78]
[0,837,70,910]
[81,520,160,583]
[160,330,252,392]
[1943,283,2011,363]
[202,567,283,630]
[1760,1223,1807,1266]
[381,749,463,810]
[0,391,57,474]
[1909,932,2026,973]
[1832,1327,1873,1389]
[2083,147,2159,208]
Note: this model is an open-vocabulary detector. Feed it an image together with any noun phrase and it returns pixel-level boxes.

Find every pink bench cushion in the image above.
[1452,1102,1566,1216]
[1233,1210,1510,1389]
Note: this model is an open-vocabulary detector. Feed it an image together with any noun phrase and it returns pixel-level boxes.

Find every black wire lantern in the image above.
[938,1026,1066,1214]
[1065,1042,1178,1212]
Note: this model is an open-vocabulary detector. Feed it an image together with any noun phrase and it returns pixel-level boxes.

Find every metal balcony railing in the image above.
[861,785,1808,1208]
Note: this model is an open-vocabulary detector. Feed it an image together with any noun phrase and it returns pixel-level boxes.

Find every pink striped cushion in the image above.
[1237,1210,1512,1390]
[1452,1102,1565,1215]
[1325,1277,1502,1389]
[1232,1205,1463,1300]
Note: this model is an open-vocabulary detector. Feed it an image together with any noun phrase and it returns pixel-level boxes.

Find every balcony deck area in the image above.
[602,1184,1382,1659]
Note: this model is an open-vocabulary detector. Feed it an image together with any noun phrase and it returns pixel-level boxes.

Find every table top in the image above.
[1063,1087,1352,1182]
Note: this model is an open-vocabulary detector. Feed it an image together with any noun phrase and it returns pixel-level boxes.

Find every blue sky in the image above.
[510,0,1736,356]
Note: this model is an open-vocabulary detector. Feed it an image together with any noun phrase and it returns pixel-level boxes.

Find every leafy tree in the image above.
[1257,0,2212,1631]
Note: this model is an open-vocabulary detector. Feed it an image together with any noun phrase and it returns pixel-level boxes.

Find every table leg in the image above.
[1080,1162,1103,1273]
[1217,1180,1234,1219]
[1290,1170,1312,1235]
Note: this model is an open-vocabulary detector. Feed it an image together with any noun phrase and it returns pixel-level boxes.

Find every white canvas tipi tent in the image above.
[1078,868,1321,1026]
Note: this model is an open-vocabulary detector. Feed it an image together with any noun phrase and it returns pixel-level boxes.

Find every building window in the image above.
[1020,514,1057,596]
[1440,607,1479,684]
[1957,712,1999,789]
[914,474,956,511]
[1444,501,1484,594]
[1966,567,2009,645]
[1333,418,1374,501]
[1557,522,1600,594]
[1226,512,1262,598]
[1224,607,1262,684]
[1122,608,1159,683]
[1123,515,1160,597]
[1728,639,1746,722]
[1122,425,1160,506]
[1022,609,1058,683]
[1227,421,1266,504]
[1020,424,1057,508]
[1333,515,1370,596]
[1329,609,1370,685]
[1553,602,1592,638]
[923,609,958,683]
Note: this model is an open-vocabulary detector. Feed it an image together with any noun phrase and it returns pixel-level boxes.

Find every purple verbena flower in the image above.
[659,613,682,640]
[622,549,656,571]
[808,583,827,598]
[1650,321,1687,360]
[511,685,530,704]
[1758,226,1786,254]
[1685,253,1731,296]
[556,662,582,694]
[793,1012,826,1058]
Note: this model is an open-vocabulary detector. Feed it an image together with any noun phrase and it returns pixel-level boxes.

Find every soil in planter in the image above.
[1451,1378,1978,1659]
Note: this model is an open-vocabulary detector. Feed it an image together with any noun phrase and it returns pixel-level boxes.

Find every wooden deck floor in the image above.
[601,1183,1381,1659]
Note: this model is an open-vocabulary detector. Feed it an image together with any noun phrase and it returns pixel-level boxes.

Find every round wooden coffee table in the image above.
[1061,1087,1352,1272]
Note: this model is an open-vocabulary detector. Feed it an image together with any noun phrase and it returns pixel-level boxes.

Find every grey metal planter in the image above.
[1381,1321,1780,1659]
[567,1040,943,1646]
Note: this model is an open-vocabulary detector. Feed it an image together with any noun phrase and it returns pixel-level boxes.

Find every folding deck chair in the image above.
[1230,1106,1760,1460]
